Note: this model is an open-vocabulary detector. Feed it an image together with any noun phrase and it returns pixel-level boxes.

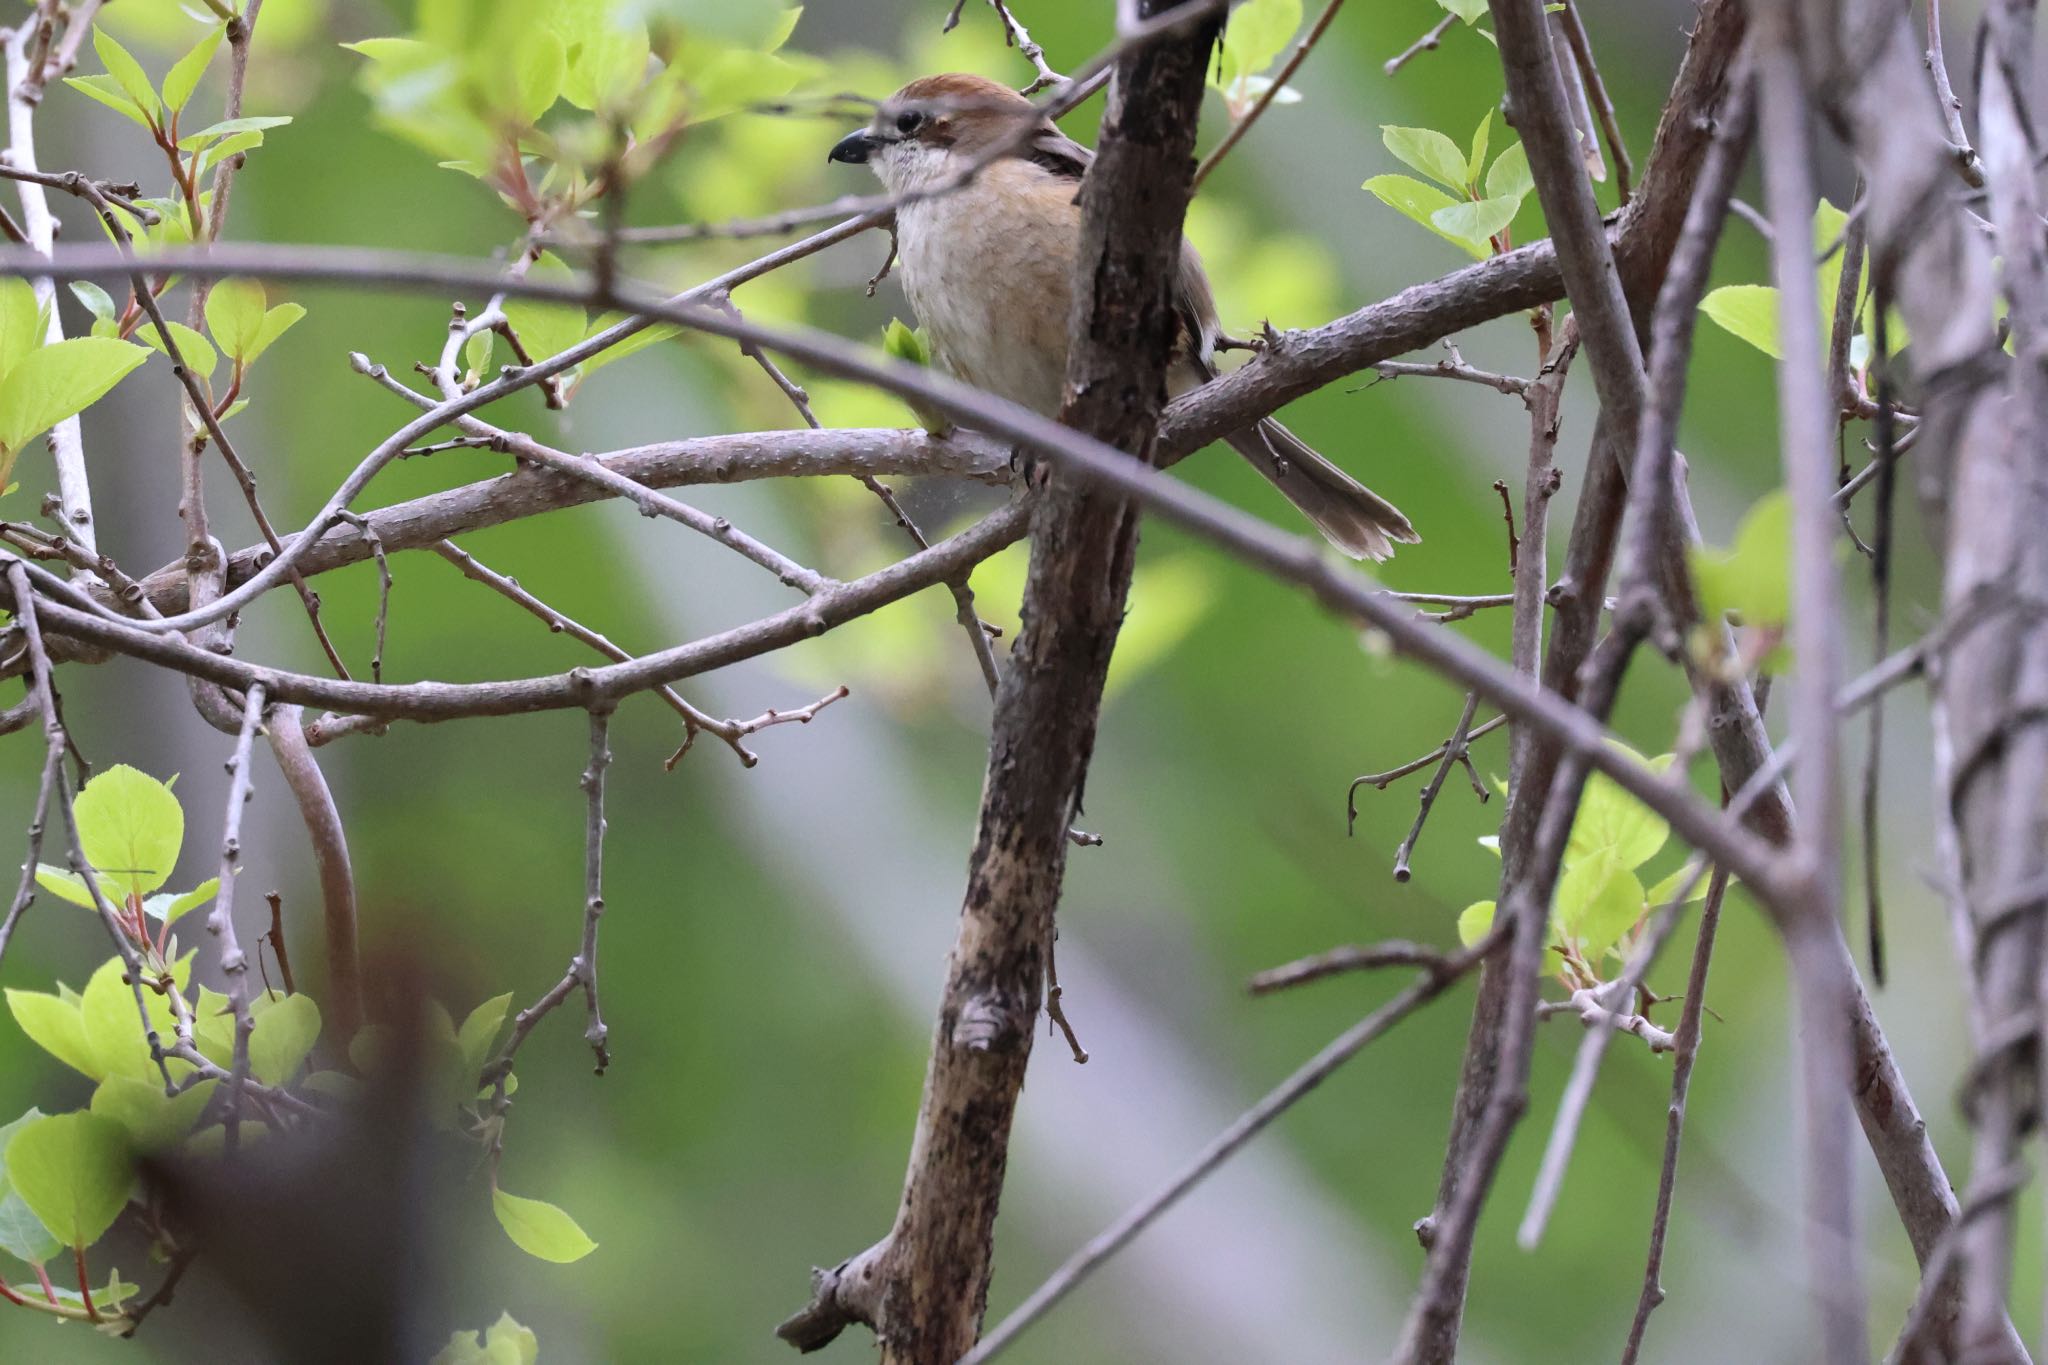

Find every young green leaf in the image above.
[1698,283,1783,359]
[0,338,151,475]
[161,26,226,113]
[1645,863,1715,908]
[1691,489,1794,636]
[137,320,218,380]
[63,75,156,130]
[92,29,161,122]
[248,993,322,1086]
[1457,900,1495,947]
[0,278,43,379]
[502,256,585,368]
[1466,110,1492,184]
[245,302,306,364]
[32,863,111,911]
[204,279,269,362]
[881,317,929,366]
[1364,175,1492,258]
[433,1312,541,1365]
[0,1188,59,1268]
[509,28,566,124]
[5,989,100,1079]
[1566,743,1671,870]
[1437,0,1489,21]
[143,879,220,926]
[3,1112,133,1248]
[492,1187,597,1263]
[81,955,190,1082]
[175,114,293,150]
[89,1074,213,1150]
[73,764,185,898]
[67,281,120,330]
[457,992,514,1078]
[1556,852,1646,962]
[1431,196,1519,249]
[1218,0,1302,89]
[0,1108,60,1267]
[1381,125,1471,192]
[1485,141,1533,205]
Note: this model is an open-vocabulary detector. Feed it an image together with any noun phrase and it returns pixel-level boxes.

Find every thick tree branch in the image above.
[778,11,1221,1359]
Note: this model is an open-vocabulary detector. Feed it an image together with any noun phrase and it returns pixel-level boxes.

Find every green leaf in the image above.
[1567,742,1671,870]
[90,1074,213,1150]
[1699,284,1783,359]
[881,317,928,366]
[0,1109,60,1266]
[1556,852,1646,962]
[63,76,155,130]
[1438,0,1489,21]
[92,29,160,122]
[1457,900,1495,947]
[81,955,188,1082]
[4,1113,133,1248]
[1466,110,1492,184]
[73,764,184,898]
[138,320,218,381]
[1690,489,1793,633]
[175,115,293,149]
[248,993,321,1086]
[1485,141,1533,205]
[457,993,513,1078]
[1364,175,1491,259]
[0,278,43,379]
[574,316,681,378]
[68,281,120,329]
[194,129,270,179]
[509,28,566,124]
[1431,195,1520,248]
[1645,863,1714,907]
[1382,125,1471,192]
[143,879,219,925]
[162,27,226,113]
[1218,0,1302,89]
[558,15,651,111]
[502,255,585,367]
[434,1312,540,1365]
[245,302,306,364]
[33,863,110,910]
[492,1187,597,1263]
[203,279,268,362]
[6,989,100,1079]
[0,338,151,474]
[0,1189,59,1267]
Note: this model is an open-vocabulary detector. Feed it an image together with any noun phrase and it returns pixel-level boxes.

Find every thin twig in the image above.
[1391,692,1485,882]
[1621,864,1730,1362]
[1347,714,1506,822]
[1556,0,1633,202]
[959,924,1505,1365]
[1384,13,1456,77]
[210,683,268,1156]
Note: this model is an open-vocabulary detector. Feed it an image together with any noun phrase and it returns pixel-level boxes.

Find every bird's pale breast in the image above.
[896,161,1082,418]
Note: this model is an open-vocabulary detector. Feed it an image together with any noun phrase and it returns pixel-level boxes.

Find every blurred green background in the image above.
[0,0,2018,1360]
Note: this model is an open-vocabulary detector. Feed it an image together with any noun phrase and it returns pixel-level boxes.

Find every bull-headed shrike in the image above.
[829,72,1418,560]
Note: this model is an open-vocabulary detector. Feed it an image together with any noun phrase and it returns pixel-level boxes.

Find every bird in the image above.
[828,71,1418,561]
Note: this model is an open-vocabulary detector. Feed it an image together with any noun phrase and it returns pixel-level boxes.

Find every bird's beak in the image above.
[828,129,880,165]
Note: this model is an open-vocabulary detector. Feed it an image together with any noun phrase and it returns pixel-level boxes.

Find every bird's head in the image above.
[828,73,1044,194]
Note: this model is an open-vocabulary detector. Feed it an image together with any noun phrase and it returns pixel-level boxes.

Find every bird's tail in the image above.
[1225,418,1419,561]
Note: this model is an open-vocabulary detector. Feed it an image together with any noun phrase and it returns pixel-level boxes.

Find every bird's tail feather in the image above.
[1225,419,1418,561]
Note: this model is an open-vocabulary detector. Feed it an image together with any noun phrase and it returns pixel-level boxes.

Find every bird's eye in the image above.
[895,109,925,135]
